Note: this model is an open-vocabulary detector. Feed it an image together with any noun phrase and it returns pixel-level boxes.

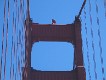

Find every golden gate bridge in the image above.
[0,0,106,80]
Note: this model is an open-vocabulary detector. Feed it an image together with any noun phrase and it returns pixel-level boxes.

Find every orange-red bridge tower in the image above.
[23,0,86,80]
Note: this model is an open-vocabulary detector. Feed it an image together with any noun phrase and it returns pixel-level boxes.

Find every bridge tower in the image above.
[22,0,86,80]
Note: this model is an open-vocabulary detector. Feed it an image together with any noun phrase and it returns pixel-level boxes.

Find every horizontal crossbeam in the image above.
[30,68,77,80]
[31,23,75,44]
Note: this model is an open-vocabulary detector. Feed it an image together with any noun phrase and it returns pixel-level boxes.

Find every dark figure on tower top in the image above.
[52,19,56,24]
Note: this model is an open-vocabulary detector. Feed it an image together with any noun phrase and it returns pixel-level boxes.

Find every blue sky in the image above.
[0,0,106,80]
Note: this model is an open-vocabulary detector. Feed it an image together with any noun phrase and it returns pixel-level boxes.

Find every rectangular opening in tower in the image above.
[31,42,74,71]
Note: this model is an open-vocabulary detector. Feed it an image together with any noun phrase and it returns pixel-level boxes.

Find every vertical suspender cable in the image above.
[10,32,13,80]
[84,7,91,80]
[4,17,8,80]
[15,1,18,78]
[1,24,4,80]
[14,9,17,80]
[8,0,10,18]
[88,0,97,80]
[17,0,25,79]
[22,0,25,78]
[1,1,6,78]
[4,0,6,80]
[95,0,106,80]
[104,0,106,18]
[12,13,14,80]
